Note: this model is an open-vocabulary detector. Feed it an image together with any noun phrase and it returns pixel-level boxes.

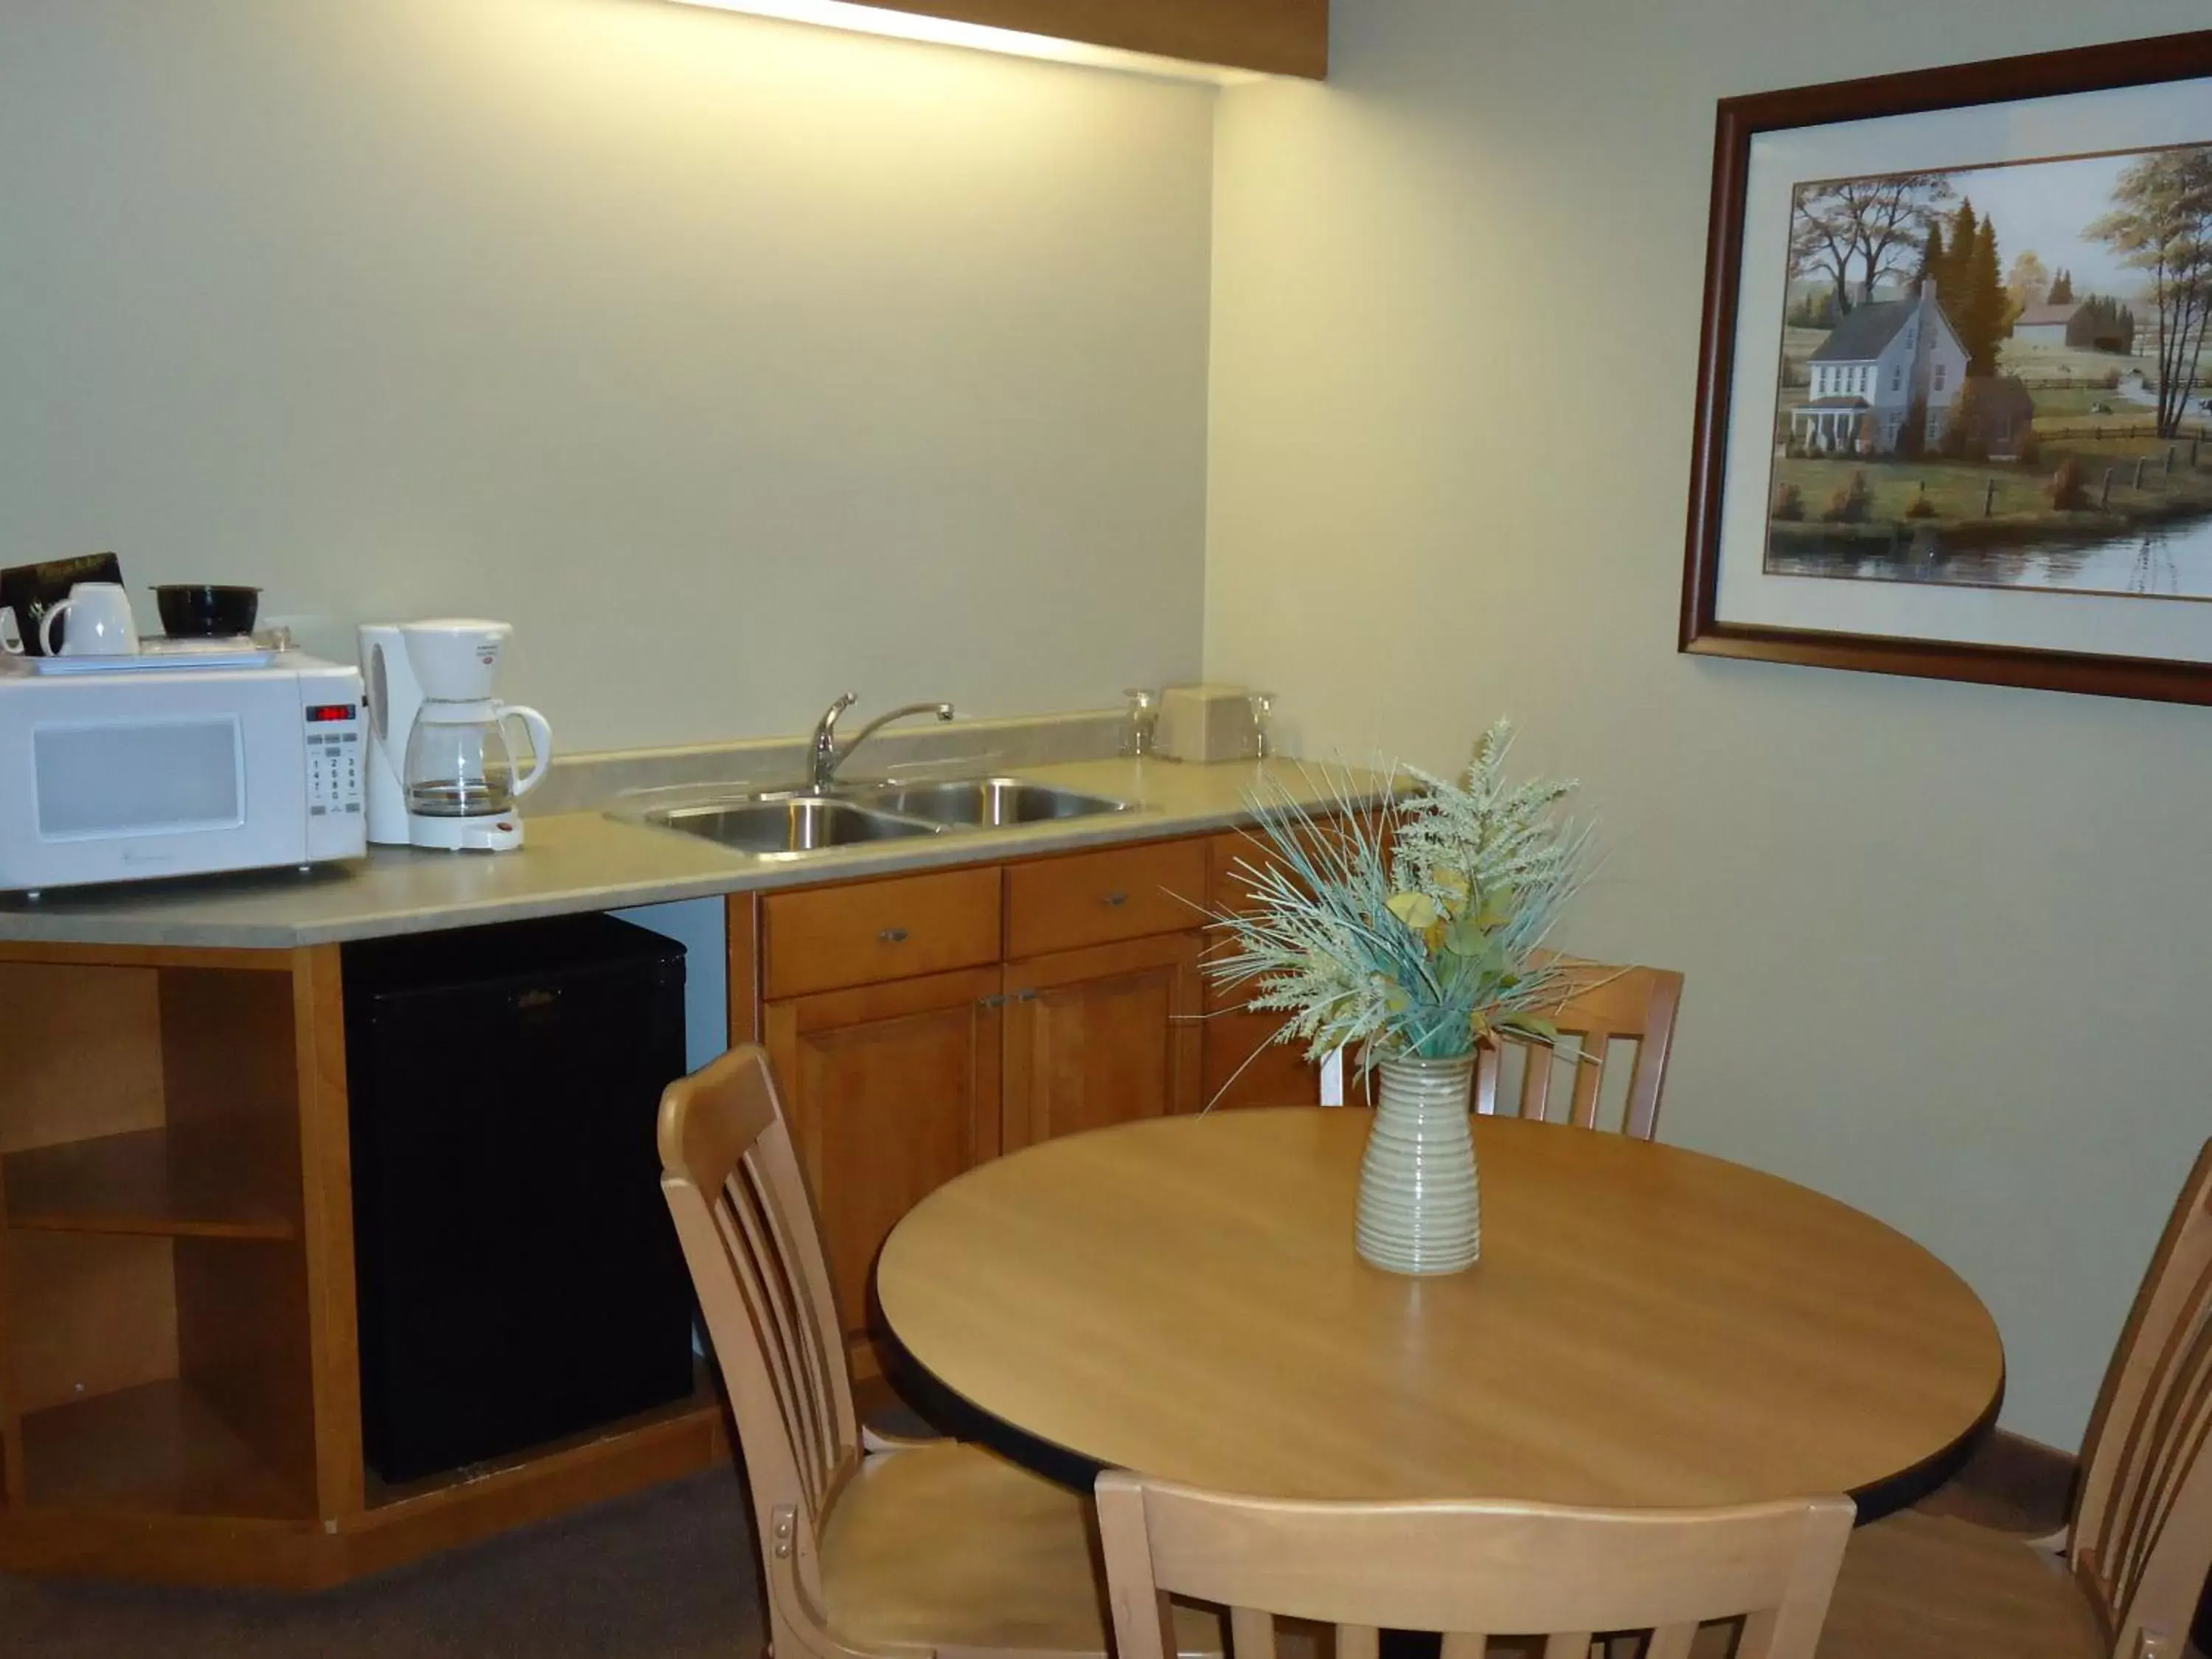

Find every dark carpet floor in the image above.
[0,1470,764,1659]
[8,1422,2199,1659]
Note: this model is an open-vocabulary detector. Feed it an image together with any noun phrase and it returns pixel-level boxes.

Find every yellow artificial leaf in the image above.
[1387,891,1440,932]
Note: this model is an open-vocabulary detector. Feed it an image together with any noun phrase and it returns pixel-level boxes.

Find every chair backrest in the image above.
[1096,1473,1853,1659]
[1478,960,1684,1139]
[2067,1138,2212,1654]
[658,1045,860,1626]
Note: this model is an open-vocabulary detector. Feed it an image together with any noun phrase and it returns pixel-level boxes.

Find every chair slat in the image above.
[1231,1606,1278,1659]
[1520,1039,1557,1123]
[1644,1622,1698,1659]
[1335,1624,1379,1659]
[2114,1306,2212,1612]
[1539,1633,1592,1659]
[2067,1141,2212,1650]
[1565,1029,1608,1130]
[1491,959,1684,1141]
[723,1168,832,1509]
[712,1199,822,1515]
[743,1153,844,1492]
[1439,1632,1489,1659]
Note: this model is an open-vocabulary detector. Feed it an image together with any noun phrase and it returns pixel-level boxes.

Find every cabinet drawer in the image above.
[764,866,1002,999]
[1006,838,1208,959]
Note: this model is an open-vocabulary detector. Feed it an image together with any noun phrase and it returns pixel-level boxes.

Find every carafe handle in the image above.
[499,704,553,800]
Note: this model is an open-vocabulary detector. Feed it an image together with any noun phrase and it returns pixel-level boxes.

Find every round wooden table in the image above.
[876,1108,2003,1507]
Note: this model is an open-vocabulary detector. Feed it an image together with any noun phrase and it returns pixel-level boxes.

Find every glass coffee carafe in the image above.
[403,697,551,823]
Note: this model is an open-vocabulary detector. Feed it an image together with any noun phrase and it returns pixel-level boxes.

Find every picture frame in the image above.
[1679,30,2212,704]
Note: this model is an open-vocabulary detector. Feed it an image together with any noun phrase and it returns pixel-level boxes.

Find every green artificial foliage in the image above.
[1206,723,1594,1071]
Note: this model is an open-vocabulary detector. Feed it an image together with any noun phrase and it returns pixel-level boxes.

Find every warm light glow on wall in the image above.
[664,0,1259,83]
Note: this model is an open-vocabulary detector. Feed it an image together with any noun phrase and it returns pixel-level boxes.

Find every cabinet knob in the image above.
[880,926,909,944]
[1103,891,1128,908]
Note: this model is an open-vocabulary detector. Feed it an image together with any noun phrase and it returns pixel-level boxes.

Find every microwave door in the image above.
[0,669,310,889]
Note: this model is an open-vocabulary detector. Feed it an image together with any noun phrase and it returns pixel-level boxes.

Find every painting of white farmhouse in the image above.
[1765,143,2212,600]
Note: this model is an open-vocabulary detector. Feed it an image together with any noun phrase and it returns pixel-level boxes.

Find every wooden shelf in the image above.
[361,1361,723,1512]
[4,1124,296,1241]
[21,1376,308,1520]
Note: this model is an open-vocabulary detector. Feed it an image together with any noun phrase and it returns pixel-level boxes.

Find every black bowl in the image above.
[153,584,260,639]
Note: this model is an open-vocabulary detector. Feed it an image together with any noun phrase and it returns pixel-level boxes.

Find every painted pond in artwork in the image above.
[1766,509,2212,602]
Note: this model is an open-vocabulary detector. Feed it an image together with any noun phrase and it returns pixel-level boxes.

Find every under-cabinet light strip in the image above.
[662,0,1261,83]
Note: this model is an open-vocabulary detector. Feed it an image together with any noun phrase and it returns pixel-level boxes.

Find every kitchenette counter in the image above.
[0,756,1372,950]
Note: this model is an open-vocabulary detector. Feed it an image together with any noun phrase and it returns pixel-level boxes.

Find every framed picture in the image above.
[1680,31,2212,703]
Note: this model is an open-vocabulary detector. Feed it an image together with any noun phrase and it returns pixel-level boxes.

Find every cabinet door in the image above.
[763,967,1002,1369]
[1002,934,1203,1151]
[1201,1006,1331,1110]
[1203,830,1330,1110]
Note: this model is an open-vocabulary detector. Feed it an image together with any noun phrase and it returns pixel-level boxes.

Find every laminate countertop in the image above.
[0,757,1374,951]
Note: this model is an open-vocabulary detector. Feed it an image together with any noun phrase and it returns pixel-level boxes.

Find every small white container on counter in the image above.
[1155,682,1263,762]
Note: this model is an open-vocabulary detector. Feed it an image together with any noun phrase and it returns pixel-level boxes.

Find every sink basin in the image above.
[649,797,942,857]
[851,778,1131,828]
[631,775,1135,858]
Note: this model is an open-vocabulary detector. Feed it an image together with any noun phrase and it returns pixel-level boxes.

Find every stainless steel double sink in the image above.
[642,777,1133,858]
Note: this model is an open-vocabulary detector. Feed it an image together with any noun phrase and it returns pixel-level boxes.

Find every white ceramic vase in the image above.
[1356,1052,1480,1276]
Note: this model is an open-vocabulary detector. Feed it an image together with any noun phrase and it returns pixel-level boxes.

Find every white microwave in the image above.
[0,655,367,894]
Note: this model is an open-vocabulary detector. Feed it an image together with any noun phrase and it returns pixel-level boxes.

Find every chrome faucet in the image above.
[810,692,956,790]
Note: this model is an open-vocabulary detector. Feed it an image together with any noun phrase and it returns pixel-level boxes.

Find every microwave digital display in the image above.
[306,703,358,723]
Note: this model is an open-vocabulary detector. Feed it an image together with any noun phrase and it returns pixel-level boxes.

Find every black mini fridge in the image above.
[344,913,695,1485]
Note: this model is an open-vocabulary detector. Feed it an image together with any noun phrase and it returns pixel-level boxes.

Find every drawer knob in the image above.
[1103,891,1129,908]
[880,926,909,944]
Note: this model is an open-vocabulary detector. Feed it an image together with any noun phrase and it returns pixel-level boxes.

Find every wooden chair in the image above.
[1478,959,1685,1139]
[658,1044,1219,1659]
[1816,1138,2212,1659]
[1097,1472,1854,1659]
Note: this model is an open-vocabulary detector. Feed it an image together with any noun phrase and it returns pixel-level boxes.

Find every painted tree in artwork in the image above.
[1791,171,1955,313]
[1964,215,2008,376]
[2048,268,2076,305]
[2090,146,2212,437]
[1934,200,1978,313]
[1916,221,1945,296]
[1926,199,2009,377]
[2006,250,2051,316]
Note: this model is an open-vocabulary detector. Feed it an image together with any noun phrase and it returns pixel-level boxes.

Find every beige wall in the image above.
[1206,0,2212,1449]
[0,0,1214,751]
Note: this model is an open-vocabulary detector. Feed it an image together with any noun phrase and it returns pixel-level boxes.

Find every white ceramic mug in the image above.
[0,608,21,655]
[41,582,139,658]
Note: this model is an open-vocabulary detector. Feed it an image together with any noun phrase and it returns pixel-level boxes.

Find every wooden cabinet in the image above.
[1005,838,1208,959]
[0,942,726,1591]
[806,0,1327,80]
[762,867,1001,999]
[742,834,1217,1373]
[1003,934,1203,1151]
[0,947,354,1576]
[1200,830,1332,1111]
[764,969,1001,1366]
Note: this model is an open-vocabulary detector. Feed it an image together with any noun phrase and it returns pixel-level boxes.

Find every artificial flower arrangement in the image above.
[1208,720,1594,1071]
[1206,720,1595,1274]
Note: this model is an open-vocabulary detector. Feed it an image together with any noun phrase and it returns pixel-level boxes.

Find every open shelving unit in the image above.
[0,940,728,1589]
[0,949,327,1551]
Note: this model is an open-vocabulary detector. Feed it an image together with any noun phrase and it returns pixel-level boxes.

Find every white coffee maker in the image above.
[359,619,552,852]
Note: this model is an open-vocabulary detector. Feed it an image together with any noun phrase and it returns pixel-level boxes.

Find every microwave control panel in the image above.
[298,669,368,860]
